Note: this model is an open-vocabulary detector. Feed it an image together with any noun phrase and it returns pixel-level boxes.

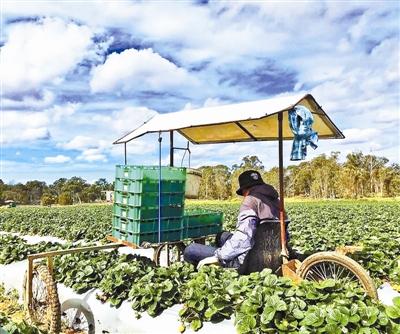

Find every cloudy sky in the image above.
[1,1,399,184]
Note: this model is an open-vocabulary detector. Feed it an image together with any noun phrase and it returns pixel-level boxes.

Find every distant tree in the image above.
[49,178,67,197]
[263,167,280,194]
[198,166,217,199]
[81,184,102,202]
[62,177,88,204]
[213,165,231,200]
[95,178,112,189]
[25,180,47,204]
[58,192,73,205]
[41,193,57,206]
[231,155,264,197]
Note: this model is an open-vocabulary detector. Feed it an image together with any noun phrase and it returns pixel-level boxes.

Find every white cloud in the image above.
[1,103,81,145]
[341,128,381,145]
[50,105,158,162]
[44,155,71,163]
[90,48,196,94]
[2,90,55,110]
[50,103,78,122]
[60,136,98,151]
[2,111,50,144]
[111,106,157,133]
[0,17,94,93]
[77,149,107,162]
[1,2,399,183]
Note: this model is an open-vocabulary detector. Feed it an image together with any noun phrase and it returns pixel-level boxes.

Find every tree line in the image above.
[0,177,113,205]
[0,151,399,205]
[198,152,400,199]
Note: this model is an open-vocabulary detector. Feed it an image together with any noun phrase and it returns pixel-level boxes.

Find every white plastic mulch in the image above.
[0,234,398,333]
[0,231,67,245]
[0,244,233,333]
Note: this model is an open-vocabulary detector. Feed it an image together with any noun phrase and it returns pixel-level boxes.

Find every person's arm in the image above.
[214,209,258,265]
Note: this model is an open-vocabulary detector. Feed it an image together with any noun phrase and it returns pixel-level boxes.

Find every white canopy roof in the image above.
[114,93,344,145]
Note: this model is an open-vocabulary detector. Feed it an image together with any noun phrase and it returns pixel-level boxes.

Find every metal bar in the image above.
[170,131,174,167]
[27,242,123,260]
[173,147,190,150]
[167,244,170,266]
[278,112,289,262]
[235,122,258,140]
[158,133,162,243]
[124,142,127,165]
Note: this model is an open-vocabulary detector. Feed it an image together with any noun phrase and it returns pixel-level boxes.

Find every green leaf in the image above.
[386,305,400,320]
[190,319,202,331]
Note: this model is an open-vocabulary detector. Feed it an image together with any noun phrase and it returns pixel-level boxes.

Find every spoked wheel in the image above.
[23,264,61,333]
[297,251,378,299]
[61,299,95,334]
[153,242,186,266]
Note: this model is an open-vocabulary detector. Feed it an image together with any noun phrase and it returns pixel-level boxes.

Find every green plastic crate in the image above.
[116,165,186,181]
[182,210,223,238]
[183,210,223,228]
[113,203,183,220]
[115,178,185,193]
[114,191,185,207]
[113,215,183,233]
[183,224,222,239]
[112,227,182,244]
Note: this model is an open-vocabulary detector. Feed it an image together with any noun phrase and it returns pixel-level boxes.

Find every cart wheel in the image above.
[23,264,61,333]
[61,299,95,334]
[153,242,186,266]
[297,251,378,299]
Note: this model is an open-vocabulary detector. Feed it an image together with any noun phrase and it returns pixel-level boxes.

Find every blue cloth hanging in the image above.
[288,105,318,161]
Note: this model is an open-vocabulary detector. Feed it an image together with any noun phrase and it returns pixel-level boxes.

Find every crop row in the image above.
[53,250,400,333]
[0,201,399,286]
[1,230,400,332]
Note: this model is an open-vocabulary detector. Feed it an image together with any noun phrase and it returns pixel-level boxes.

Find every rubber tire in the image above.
[297,251,378,299]
[153,242,185,266]
[61,298,95,334]
[23,264,61,333]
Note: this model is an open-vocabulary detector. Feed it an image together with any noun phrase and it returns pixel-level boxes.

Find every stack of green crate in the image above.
[112,165,186,244]
[182,210,223,239]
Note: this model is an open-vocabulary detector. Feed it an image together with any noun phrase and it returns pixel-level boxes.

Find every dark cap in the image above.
[236,170,265,196]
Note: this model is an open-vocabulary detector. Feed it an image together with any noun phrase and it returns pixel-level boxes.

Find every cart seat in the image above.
[238,219,290,275]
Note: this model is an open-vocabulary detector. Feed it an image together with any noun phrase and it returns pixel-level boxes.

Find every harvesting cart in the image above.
[23,93,378,333]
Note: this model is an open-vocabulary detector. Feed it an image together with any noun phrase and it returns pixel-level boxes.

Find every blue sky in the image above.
[1,1,399,184]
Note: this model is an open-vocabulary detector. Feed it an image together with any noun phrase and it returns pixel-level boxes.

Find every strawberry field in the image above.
[0,200,400,333]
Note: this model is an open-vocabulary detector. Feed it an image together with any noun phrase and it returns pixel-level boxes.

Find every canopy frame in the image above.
[115,94,344,264]
[114,94,344,145]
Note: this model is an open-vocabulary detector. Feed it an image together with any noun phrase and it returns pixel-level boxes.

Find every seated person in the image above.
[184,170,283,269]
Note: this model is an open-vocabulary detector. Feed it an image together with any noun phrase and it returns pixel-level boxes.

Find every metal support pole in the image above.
[124,142,127,165]
[158,133,162,243]
[278,112,289,262]
[169,131,174,167]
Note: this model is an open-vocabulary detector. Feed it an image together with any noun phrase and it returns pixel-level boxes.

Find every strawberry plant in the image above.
[54,249,119,293]
[129,262,195,317]
[97,254,156,307]
[0,234,62,264]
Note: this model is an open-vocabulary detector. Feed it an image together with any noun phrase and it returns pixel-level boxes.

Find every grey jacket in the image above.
[214,184,282,268]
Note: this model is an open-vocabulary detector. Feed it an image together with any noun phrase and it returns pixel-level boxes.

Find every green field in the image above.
[1,200,399,283]
[1,200,400,333]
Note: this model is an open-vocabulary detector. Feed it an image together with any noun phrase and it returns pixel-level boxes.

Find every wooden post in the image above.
[169,131,174,167]
[47,256,54,276]
[278,112,289,262]
[26,258,33,310]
